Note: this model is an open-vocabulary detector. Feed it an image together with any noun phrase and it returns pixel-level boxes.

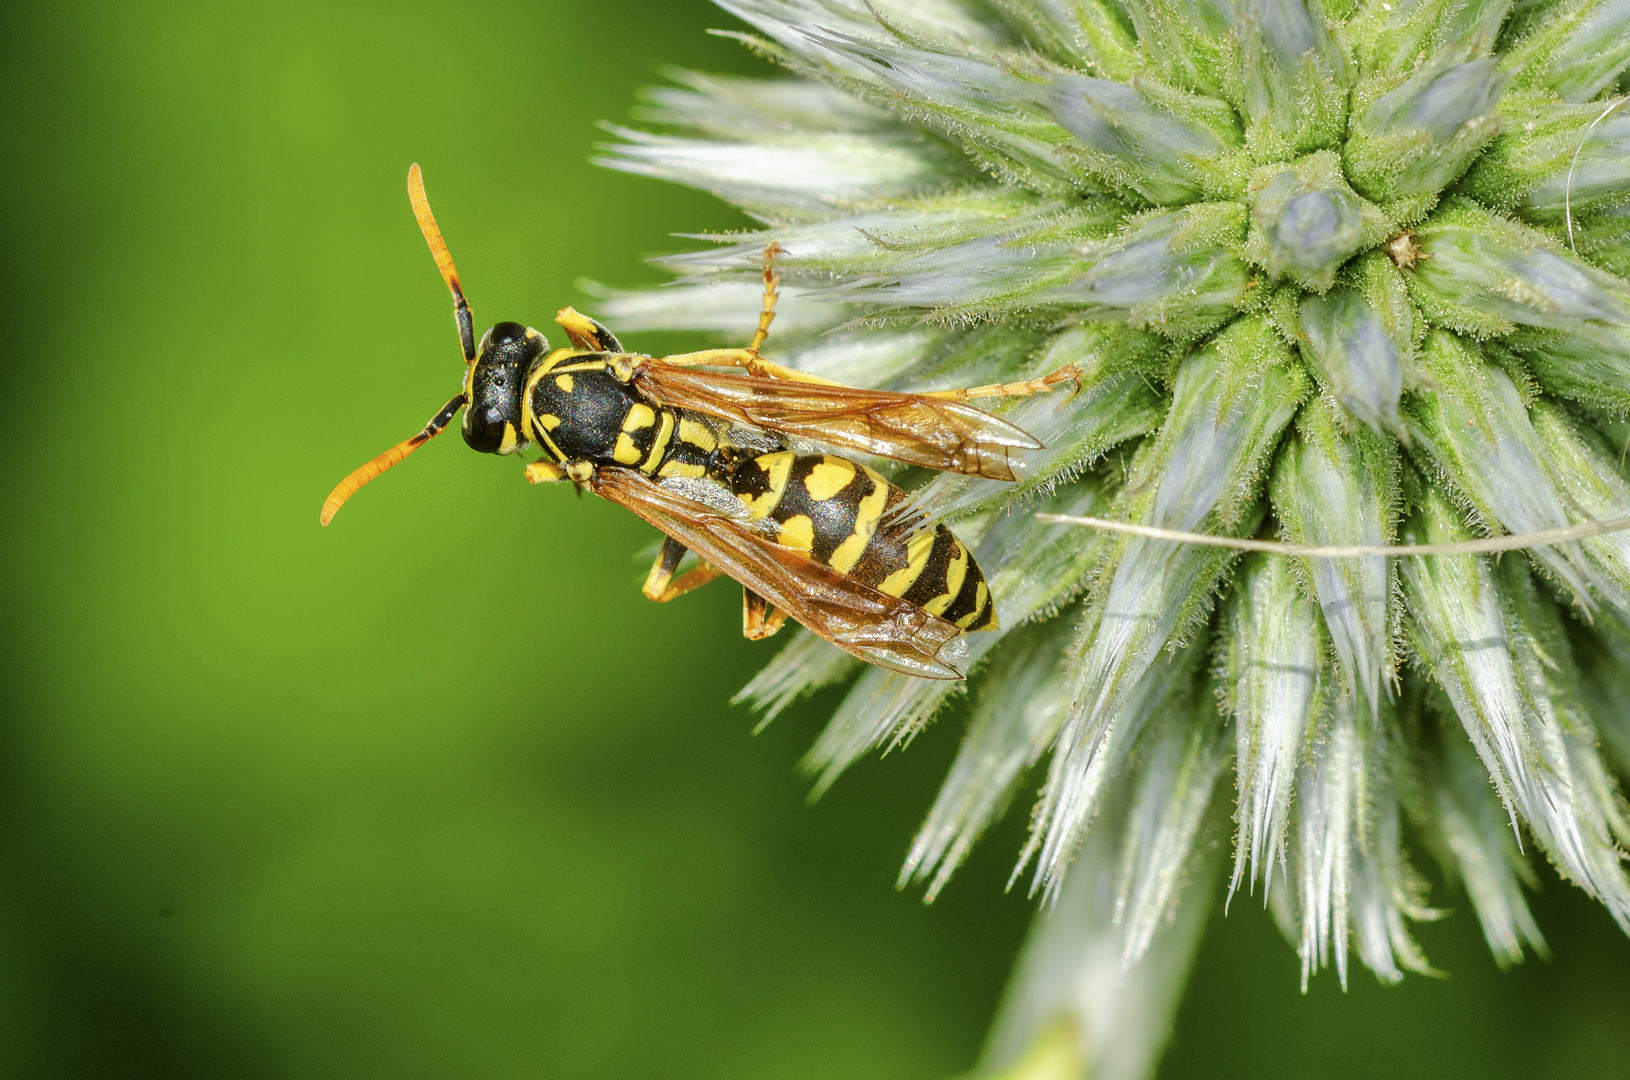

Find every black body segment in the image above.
[527,356,657,466]
[524,351,731,480]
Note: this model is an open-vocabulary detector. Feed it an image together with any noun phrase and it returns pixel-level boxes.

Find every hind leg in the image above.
[742,587,789,640]
[920,363,1083,401]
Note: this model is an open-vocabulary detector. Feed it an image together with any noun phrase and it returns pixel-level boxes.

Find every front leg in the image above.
[643,535,724,602]
[554,306,625,353]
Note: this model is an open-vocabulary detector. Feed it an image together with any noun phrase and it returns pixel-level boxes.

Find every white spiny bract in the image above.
[600,0,1630,1074]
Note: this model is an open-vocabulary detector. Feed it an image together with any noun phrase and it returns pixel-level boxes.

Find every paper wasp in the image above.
[321,166,1077,679]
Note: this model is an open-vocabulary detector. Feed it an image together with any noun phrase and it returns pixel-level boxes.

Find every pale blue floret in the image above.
[1300,288,1407,437]
[1369,59,1507,143]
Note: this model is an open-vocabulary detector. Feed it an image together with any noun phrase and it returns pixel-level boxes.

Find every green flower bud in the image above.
[1301,290,1407,435]
[1297,252,1417,437]
[1343,0,1512,77]
[1220,554,1324,901]
[1498,325,1630,413]
[1506,0,1630,103]
[1464,95,1630,224]
[1404,330,1603,602]
[1118,0,1236,96]
[1405,197,1630,337]
[1272,399,1400,714]
[796,29,1087,193]
[1288,689,1431,987]
[1424,729,1548,968]
[823,202,1124,319]
[598,124,960,216]
[1046,202,1252,340]
[1530,399,1630,611]
[1040,71,1247,204]
[1576,201,1630,278]
[997,0,1143,81]
[1245,152,1390,291]
[1223,0,1349,160]
[1346,58,1509,218]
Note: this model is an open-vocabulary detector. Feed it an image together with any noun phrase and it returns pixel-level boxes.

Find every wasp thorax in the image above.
[463,321,547,455]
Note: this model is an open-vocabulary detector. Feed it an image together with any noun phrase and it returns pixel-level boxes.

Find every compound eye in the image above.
[462,404,507,454]
[488,321,527,348]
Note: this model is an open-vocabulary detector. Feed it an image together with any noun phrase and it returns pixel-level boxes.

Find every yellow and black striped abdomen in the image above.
[730,452,996,631]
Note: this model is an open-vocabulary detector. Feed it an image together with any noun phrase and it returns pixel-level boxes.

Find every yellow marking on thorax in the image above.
[828,474,890,574]
[677,416,717,453]
[555,373,575,392]
[532,425,567,462]
[658,460,707,479]
[555,307,607,348]
[624,403,656,431]
[878,527,938,598]
[536,348,590,375]
[737,451,795,518]
[922,542,968,617]
[641,410,676,471]
[804,458,857,502]
[523,350,592,446]
[612,403,659,465]
[778,514,815,554]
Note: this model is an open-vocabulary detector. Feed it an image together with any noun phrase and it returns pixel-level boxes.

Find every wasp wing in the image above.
[591,467,968,679]
[632,363,1041,481]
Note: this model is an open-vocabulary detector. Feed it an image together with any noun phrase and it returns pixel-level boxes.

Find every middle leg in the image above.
[643,535,725,602]
[742,587,789,640]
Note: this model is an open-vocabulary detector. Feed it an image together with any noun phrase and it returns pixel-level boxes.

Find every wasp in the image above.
[322,166,1078,679]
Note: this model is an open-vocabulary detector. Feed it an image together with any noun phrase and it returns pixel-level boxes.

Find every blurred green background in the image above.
[0,1,1626,1077]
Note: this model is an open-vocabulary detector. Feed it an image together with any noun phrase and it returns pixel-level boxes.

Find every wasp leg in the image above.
[554,306,625,353]
[643,536,725,602]
[656,244,830,383]
[657,348,840,385]
[525,461,568,483]
[746,243,784,356]
[919,363,1084,402]
[742,587,789,640]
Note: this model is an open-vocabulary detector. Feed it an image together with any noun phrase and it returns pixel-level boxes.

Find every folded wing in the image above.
[633,363,1041,481]
[592,467,969,679]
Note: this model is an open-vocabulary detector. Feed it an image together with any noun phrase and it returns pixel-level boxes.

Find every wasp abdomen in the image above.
[730,452,996,631]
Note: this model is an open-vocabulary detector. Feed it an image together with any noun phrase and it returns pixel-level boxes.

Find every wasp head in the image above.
[463,322,547,455]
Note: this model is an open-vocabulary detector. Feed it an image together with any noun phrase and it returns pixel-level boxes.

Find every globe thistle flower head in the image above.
[599,0,1630,1074]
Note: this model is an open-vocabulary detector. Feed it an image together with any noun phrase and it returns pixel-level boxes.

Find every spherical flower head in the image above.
[599,1,1630,1075]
